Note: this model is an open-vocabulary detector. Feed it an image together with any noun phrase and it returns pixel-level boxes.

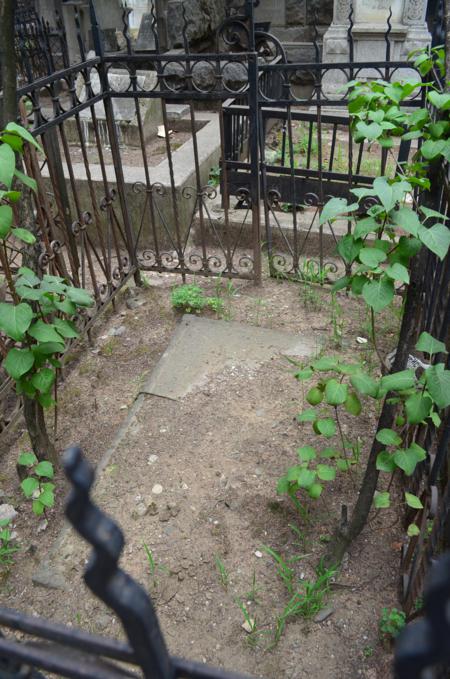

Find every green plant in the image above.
[214,555,229,590]
[243,570,260,603]
[143,542,167,589]
[379,607,406,642]
[281,45,450,567]
[0,123,94,462]
[297,260,328,285]
[330,292,344,348]
[363,645,374,658]
[17,451,55,516]
[273,561,336,644]
[170,284,225,316]
[235,598,258,646]
[0,519,19,567]
[208,165,220,187]
[262,545,295,594]
[298,284,321,312]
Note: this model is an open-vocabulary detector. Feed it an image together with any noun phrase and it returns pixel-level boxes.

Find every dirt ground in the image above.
[0,273,403,678]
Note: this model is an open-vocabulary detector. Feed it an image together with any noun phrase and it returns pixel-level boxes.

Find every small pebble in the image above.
[152,484,163,495]
[254,550,263,558]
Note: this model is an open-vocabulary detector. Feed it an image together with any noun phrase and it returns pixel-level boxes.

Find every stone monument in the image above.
[254,0,334,62]
[322,0,431,96]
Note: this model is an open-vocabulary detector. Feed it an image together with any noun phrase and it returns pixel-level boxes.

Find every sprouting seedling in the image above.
[243,570,260,603]
[0,519,19,568]
[261,545,295,594]
[235,598,258,646]
[17,452,55,516]
[214,555,229,590]
[143,542,167,589]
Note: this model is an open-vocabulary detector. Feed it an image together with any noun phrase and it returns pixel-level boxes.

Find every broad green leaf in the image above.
[18,452,38,467]
[27,320,64,344]
[418,224,450,260]
[14,168,37,192]
[317,464,336,481]
[32,499,45,516]
[353,216,380,239]
[350,372,379,398]
[38,392,55,408]
[427,91,450,110]
[320,447,340,459]
[344,391,362,416]
[32,341,65,355]
[407,523,420,537]
[0,204,12,238]
[393,443,426,476]
[405,492,423,509]
[0,143,15,189]
[425,364,450,409]
[405,393,432,424]
[0,302,33,341]
[31,368,56,394]
[337,234,363,264]
[297,408,317,423]
[4,348,34,379]
[356,121,382,140]
[53,318,79,339]
[287,465,303,482]
[295,368,313,381]
[374,491,390,509]
[362,277,395,313]
[297,446,316,462]
[420,206,448,222]
[380,370,416,394]
[358,247,387,267]
[54,298,77,315]
[316,418,336,438]
[39,485,55,508]
[420,139,447,160]
[34,461,54,478]
[373,177,395,212]
[376,428,402,446]
[320,197,358,226]
[324,379,348,406]
[376,451,396,472]
[312,356,339,371]
[392,206,421,236]
[308,483,323,499]
[351,274,369,295]
[416,332,447,356]
[5,122,42,151]
[430,411,442,428]
[17,266,40,286]
[277,476,289,494]
[297,468,316,489]
[21,476,39,498]
[331,275,349,292]
[12,228,37,245]
[385,263,410,284]
[337,459,353,472]
[66,287,95,307]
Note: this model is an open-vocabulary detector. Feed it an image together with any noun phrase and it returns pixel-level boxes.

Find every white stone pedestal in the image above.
[321,0,430,98]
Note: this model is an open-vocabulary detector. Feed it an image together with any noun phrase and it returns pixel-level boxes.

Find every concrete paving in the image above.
[141,314,317,400]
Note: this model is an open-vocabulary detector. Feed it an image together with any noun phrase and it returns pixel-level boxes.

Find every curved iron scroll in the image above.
[64,446,174,679]
[394,552,450,679]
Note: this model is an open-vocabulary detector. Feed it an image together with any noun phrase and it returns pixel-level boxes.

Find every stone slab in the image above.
[141,315,317,400]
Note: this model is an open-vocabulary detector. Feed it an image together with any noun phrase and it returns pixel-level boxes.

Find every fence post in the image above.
[246,0,262,285]
[88,0,141,286]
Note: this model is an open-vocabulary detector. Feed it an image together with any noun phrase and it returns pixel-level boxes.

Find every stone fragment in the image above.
[152,484,163,495]
[314,606,335,623]
[241,618,255,633]
[32,565,68,591]
[0,504,17,522]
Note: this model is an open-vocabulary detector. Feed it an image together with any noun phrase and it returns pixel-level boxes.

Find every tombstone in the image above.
[254,0,334,62]
[135,12,157,51]
[322,0,431,97]
[73,63,163,147]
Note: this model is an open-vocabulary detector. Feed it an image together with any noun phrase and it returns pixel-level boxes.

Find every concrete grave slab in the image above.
[141,315,317,401]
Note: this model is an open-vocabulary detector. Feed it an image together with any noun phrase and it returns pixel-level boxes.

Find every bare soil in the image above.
[0,274,403,679]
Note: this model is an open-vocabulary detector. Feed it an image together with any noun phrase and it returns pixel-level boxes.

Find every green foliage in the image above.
[17,451,55,516]
[215,555,229,590]
[170,284,224,316]
[0,125,94,411]
[0,519,19,568]
[379,607,406,641]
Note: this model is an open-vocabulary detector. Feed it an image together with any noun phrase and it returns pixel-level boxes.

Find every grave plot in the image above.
[1,274,402,679]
